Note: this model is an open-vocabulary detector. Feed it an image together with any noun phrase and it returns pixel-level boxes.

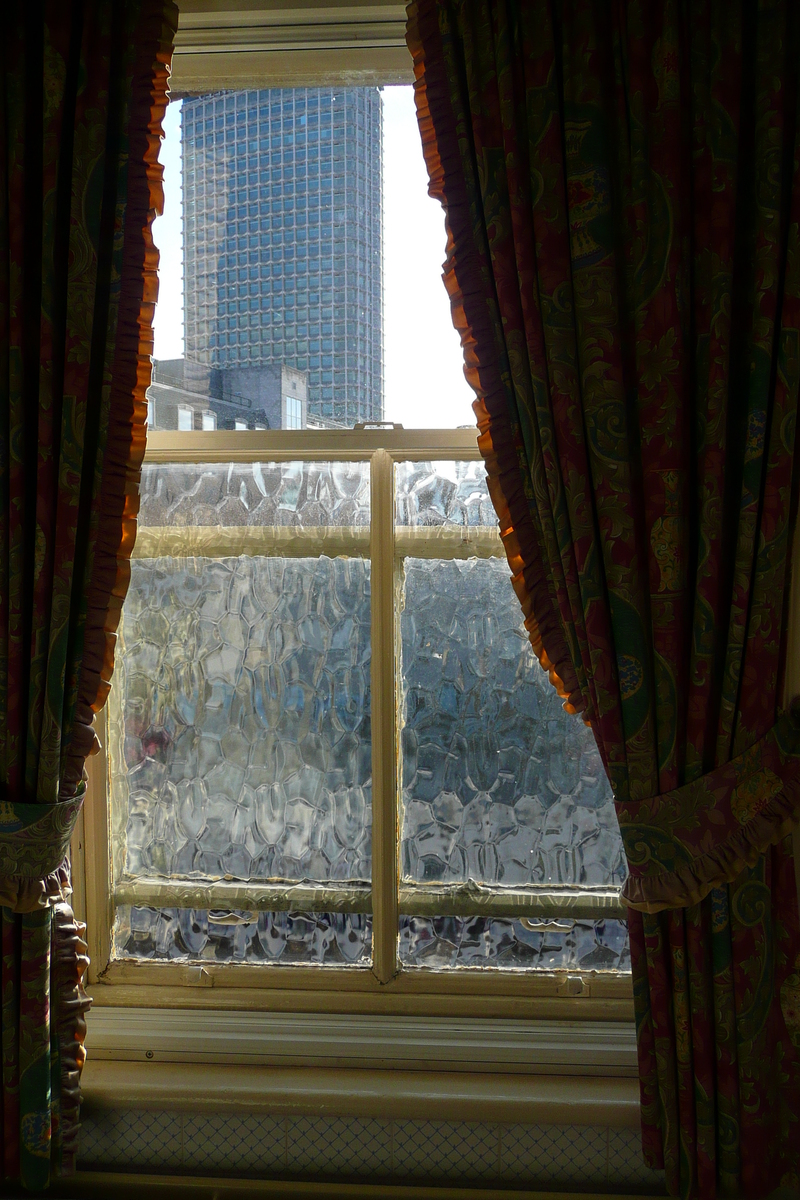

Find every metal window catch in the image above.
[186,966,213,987]
[353,421,403,430]
[557,974,587,997]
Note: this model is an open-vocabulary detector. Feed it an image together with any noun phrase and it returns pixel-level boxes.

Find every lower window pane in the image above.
[113,907,372,965]
[398,915,630,972]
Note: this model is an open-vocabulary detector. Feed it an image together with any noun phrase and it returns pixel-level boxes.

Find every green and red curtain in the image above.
[407,0,800,1196]
[0,0,177,1187]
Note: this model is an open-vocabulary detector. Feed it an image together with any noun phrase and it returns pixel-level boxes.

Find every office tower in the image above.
[181,87,384,427]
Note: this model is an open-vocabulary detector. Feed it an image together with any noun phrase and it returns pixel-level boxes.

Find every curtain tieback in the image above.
[0,790,85,912]
[620,702,800,914]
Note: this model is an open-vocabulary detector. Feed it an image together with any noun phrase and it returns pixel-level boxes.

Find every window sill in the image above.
[84,1009,638,1077]
[81,1010,640,1129]
[80,1059,641,1129]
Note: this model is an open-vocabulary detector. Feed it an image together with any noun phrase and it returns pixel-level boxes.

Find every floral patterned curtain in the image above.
[407,1,800,1196]
[0,1,177,1188]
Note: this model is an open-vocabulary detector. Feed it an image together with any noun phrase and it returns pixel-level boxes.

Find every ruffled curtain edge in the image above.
[405,0,583,717]
[51,0,178,1174]
[61,0,178,802]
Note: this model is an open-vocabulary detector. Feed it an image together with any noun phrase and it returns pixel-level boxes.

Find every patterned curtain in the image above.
[407,1,800,1197]
[0,1,177,1188]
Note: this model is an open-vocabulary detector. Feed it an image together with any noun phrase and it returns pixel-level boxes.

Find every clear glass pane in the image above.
[152,87,475,431]
[109,553,371,891]
[399,557,626,888]
[398,916,630,972]
[139,460,370,528]
[395,460,495,528]
[113,907,372,965]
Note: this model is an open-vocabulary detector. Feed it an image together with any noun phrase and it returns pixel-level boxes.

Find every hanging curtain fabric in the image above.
[0,0,177,1188]
[407,1,800,1197]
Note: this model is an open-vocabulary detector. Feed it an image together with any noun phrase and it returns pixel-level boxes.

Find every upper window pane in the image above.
[151,87,474,429]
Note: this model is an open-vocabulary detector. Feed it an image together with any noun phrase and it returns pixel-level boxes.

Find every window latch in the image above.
[557,974,587,998]
[353,421,403,430]
[186,966,214,987]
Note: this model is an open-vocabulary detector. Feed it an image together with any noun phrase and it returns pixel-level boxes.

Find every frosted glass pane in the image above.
[399,558,626,888]
[399,915,630,971]
[395,460,495,528]
[114,907,372,965]
[110,555,371,887]
[139,460,370,528]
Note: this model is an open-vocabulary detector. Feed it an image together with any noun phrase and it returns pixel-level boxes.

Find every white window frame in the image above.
[74,428,631,1023]
[283,393,303,429]
[177,404,194,431]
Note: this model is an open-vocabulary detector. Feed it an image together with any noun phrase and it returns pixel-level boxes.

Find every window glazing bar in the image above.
[144,429,482,463]
[394,526,502,560]
[131,526,370,560]
[369,448,399,982]
[111,880,625,922]
[113,880,372,915]
[398,885,627,922]
[130,526,503,562]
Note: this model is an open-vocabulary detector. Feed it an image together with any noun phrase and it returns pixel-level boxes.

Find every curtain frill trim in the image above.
[623,794,800,912]
[52,0,178,1172]
[60,0,178,804]
[52,903,91,1175]
[405,1,582,716]
[0,859,71,913]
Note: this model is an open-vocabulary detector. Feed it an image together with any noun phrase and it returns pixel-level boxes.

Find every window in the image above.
[147,396,155,427]
[88,424,628,1005]
[201,410,216,431]
[177,405,193,431]
[81,70,630,1021]
[284,394,303,428]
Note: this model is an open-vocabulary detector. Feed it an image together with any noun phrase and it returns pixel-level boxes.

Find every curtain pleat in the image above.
[407,1,800,1195]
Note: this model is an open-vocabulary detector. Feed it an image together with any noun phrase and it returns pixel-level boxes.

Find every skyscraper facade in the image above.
[181,88,384,427]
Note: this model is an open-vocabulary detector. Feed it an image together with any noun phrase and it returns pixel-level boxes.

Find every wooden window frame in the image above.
[73,429,632,1021]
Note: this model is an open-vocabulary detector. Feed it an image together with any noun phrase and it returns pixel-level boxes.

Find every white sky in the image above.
[151,86,475,429]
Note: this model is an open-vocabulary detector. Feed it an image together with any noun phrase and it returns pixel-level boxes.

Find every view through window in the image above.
[105,85,628,977]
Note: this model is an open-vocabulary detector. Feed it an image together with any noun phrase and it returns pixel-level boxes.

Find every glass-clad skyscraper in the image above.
[181,88,384,426]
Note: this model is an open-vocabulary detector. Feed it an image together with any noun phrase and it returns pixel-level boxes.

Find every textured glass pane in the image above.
[114,906,371,965]
[139,460,370,528]
[110,555,371,887]
[400,558,626,887]
[395,460,495,528]
[399,916,629,971]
